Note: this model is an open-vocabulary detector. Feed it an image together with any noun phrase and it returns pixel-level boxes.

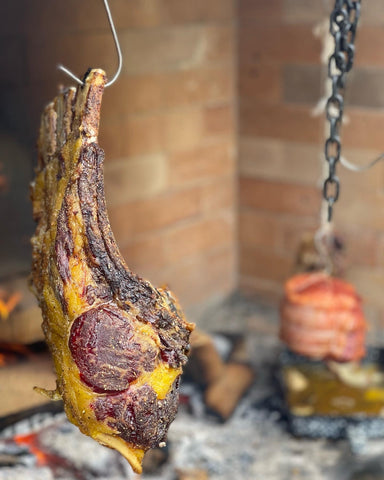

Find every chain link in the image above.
[323,0,361,221]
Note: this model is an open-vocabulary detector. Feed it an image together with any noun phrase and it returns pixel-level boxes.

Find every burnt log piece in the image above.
[185,329,225,387]
[204,362,254,420]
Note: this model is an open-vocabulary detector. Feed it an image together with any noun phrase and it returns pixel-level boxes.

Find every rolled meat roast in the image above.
[279,272,366,362]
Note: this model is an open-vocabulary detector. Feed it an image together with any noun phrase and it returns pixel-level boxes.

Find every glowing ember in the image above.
[0,342,37,368]
[13,430,89,479]
[0,162,7,192]
[0,353,6,367]
[0,289,22,321]
[14,433,49,466]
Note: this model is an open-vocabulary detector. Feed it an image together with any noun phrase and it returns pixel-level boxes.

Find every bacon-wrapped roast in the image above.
[279,272,366,362]
[30,69,194,473]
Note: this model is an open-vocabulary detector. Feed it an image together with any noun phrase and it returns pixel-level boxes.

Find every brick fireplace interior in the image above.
[2,0,384,417]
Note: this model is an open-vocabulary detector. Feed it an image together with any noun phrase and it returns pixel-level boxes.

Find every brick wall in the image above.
[0,0,237,313]
[238,0,384,342]
[3,0,384,339]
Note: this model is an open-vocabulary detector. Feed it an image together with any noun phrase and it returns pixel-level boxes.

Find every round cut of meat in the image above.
[69,305,158,392]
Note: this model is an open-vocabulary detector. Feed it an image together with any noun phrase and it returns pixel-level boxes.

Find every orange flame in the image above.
[0,290,22,321]
[13,431,86,479]
[14,433,49,466]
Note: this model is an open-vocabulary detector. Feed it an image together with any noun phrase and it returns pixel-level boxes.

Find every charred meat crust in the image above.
[93,379,180,449]
[30,69,194,469]
[76,142,191,368]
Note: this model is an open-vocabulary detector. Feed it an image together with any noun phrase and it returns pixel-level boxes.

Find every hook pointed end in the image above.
[57,64,84,86]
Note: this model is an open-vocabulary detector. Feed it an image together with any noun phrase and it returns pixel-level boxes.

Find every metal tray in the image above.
[278,347,384,452]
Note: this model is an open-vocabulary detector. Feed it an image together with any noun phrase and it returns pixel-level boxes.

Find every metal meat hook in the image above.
[58,0,122,87]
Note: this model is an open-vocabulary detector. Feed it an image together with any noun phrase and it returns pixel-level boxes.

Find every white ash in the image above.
[0,414,132,479]
[0,412,64,439]
[211,334,233,360]
[37,419,130,476]
[148,398,348,480]
[0,466,54,480]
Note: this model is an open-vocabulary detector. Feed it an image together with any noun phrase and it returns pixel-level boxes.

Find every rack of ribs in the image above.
[30,69,194,474]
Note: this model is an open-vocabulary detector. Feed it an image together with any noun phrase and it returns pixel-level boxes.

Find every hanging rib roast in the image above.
[30,69,194,473]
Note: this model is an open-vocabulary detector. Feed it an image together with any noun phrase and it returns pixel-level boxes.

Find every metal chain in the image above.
[323,0,361,222]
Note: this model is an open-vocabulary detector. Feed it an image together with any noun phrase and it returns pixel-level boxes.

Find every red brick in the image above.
[28,0,235,31]
[238,0,283,22]
[282,0,328,24]
[239,276,283,304]
[204,24,236,64]
[355,27,384,67]
[347,68,384,109]
[120,27,203,75]
[162,108,204,152]
[336,225,379,268]
[239,246,292,283]
[204,105,236,138]
[111,105,237,158]
[119,234,167,274]
[117,0,235,29]
[239,211,281,250]
[201,177,237,212]
[363,305,381,345]
[162,66,235,108]
[239,25,321,65]
[337,149,384,198]
[240,101,322,144]
[164,247,236,307]
[239,177,321,216]
[103,66,234,120]
[239,138,321,185]
[343,108,384,151]
[25,0,108,34]
[283,64,322,105]
[169,141,235,186]
[376,234,384,269]
[165,217,234,263]
[104,154,167,205]
[99,119,123,160]
[160,0,235,25]
[120,24,234,76]
[359,1,384,27]
[29,25,230,82]
[108,188,203,242]
[27,32,116,83]
[101,75,163,119]
[334,190,384,231]
[346,266,384,310]
[121,114,164,157]
[239,63,282,103]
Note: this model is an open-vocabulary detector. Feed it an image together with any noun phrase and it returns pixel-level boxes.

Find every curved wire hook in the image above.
[340,152,384,172]
[58,0,122,88]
